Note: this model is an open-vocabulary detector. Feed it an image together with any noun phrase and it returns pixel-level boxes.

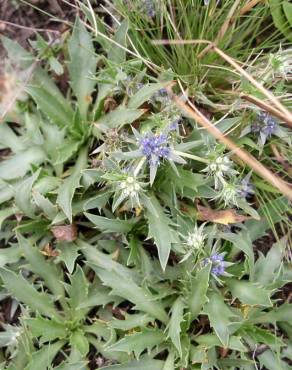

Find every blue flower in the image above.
[139,133,170,164]
[238,174,254,199]
[251,112,278,145]
[204,253,226,277]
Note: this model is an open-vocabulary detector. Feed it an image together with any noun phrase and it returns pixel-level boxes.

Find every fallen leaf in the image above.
[197,205,251,225]
[51,224,77,242]
[104,97,118,112]
[41,244,60,257]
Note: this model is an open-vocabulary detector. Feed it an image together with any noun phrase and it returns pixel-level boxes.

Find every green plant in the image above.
[0,5,291,370]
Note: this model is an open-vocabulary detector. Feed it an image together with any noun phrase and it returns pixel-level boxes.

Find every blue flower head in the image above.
[251,112,278,145]
[204,253,226,277]
[139,132,171,165]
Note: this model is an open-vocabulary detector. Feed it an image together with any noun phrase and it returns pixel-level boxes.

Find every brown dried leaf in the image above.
[197,205,251,225]
[104,97,117,112]
[41,244,60,257]
[51,224,77,242]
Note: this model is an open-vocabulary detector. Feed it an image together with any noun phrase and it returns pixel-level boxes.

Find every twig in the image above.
[152,39,292,126]
[0,20,60,33]
[167,86,292,200]
[240,0,265,15]
[240,94,292,127]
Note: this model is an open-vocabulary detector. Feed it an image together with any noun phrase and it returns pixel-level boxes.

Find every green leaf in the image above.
[85,212,136,233]
[0,123,25,153]
[254,238,285,285]
[100,359,165,370]
[110,314,153,330]
[163,353,175,370]
[18,233,64,298]
[0,245,21,267]
[107,329,165,359]
[226,280,272,307]
[0,207,15,230]
[283,1,292,26]
[194,334,247,352]
[252,304,292,324]
[96,108,145,131]
[0,147,46,180]
[26,316,67,343]
[128,83,165,108]
[93,265,168,324]
[15,169,41,218]
[269,0,292,41]
[167,297,185,357]
[57,147,88,222]
[26,85,73,128]
[70,329,89,357]
[188,264,211,319]
[24,340,65,370]
[68,17,97,118]
[57,243,80,274]
[204,292,237,347]
[145,196,174,270]
[32,189,58,220]
[67,266,89,318]
[0,268,59,319]
[108,20,128,63]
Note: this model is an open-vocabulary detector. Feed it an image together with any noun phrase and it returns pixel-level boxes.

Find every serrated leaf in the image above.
[227,280,272,307]
[57,243,80,274]
[204,292,237,347]
[188,263,211,319]
[85,212,136,233]
[26,317,67,343]
[96,108,145,131]
[100,359,165,370]
[67,265,89,313]
[57,147,88,222]
[108,20,128,63]
[128,83,165,108]
[24,340,65,370]
[107,329,165,359]
[18,233,64,298]
[194,334,247,352]
[0,268,59,319]
[0,147,46,180]
[110,314,153,330]
[90,265,168,324]
[68,17,97,118]
[252,303,292,324]
[15,169,41,218]
[167,297,185,357]
[145,196,173,270]
[32,189,58,220]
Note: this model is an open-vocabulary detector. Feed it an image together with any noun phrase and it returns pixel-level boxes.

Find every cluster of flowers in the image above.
[139,133,170,166]
[204,253,226,277]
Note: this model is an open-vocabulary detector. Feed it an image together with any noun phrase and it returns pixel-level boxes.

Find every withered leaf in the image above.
[51,224,77,242]
[41,244,60,257]
[197,205,251,225]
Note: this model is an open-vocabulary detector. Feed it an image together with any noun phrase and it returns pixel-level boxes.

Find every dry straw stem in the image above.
[167,87,292,200]
[152,39,292,127]
[239,0,265,15]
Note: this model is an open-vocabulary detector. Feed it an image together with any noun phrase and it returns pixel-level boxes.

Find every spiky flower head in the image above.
[139,133,170,166]
[180,224,206,263]
[251,111,278,146]
[204,253,226,277]
[203,155,236,189]
[120,176,141,198]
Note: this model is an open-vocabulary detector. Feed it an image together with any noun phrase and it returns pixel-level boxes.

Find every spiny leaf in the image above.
[0,268,59,319]
[96,108,145,131]
[167,297,185,357]
[85,212,137,233]
[108,19,128,64]
[26,317,67,344]
[145,196,174,270]
[18,233,64,298]
[188,263,211,319]
[57,147,88,223]
[107,329,165,359]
